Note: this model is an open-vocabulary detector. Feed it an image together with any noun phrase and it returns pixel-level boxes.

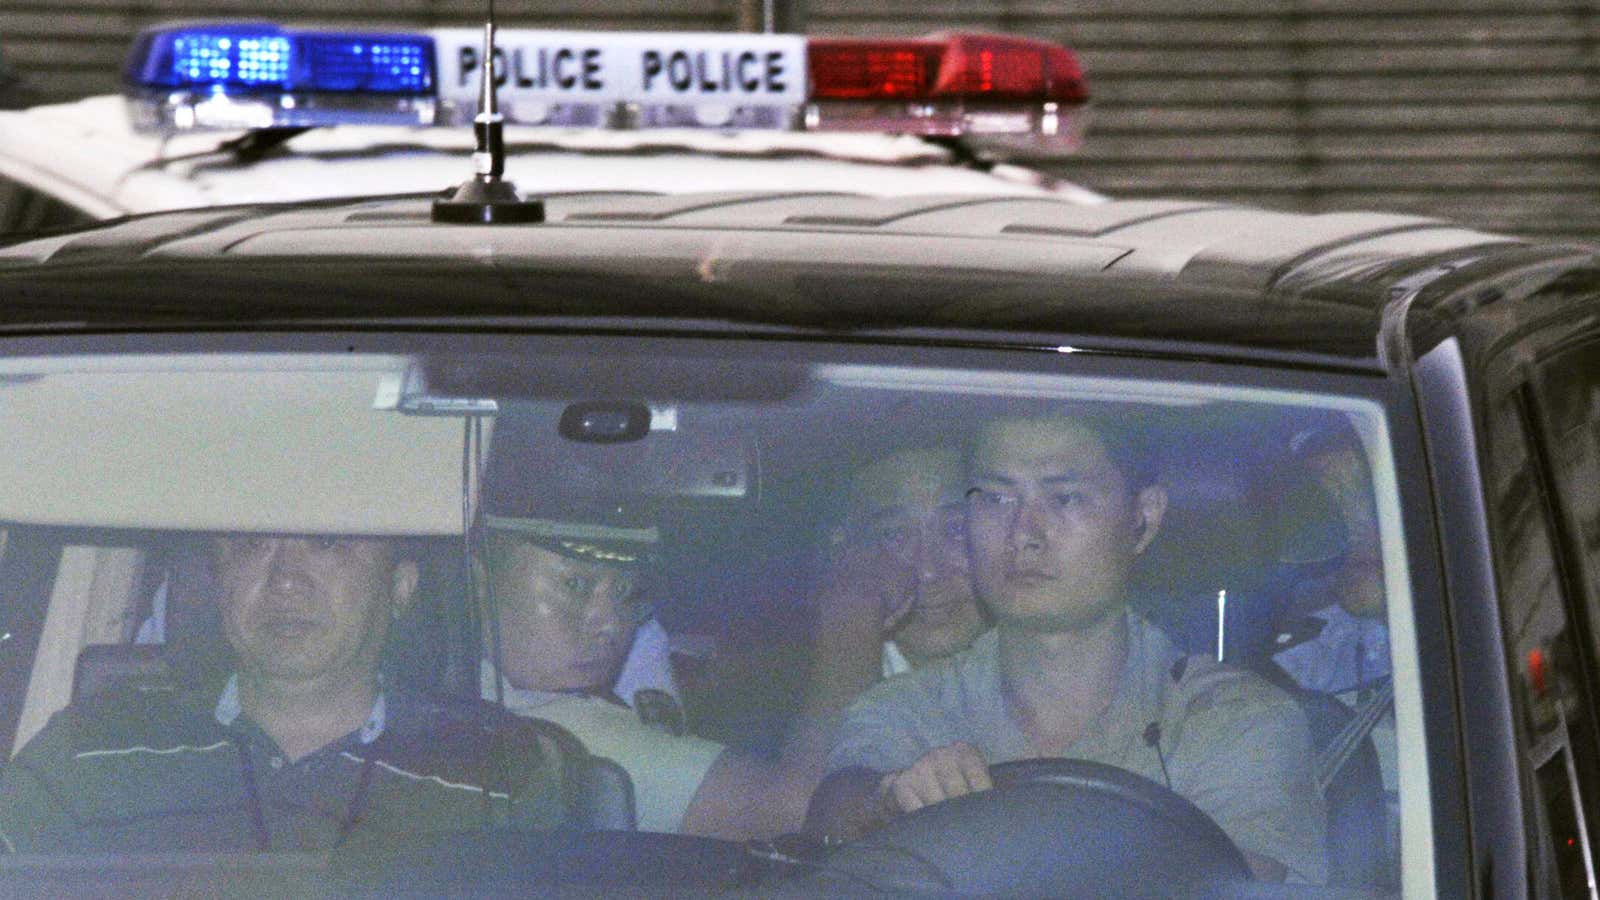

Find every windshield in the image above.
[0,338,1414,895]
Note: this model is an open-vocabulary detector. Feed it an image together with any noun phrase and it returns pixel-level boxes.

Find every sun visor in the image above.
[479,402,756,564]
[413,352,808,404]
[0,356,467,535]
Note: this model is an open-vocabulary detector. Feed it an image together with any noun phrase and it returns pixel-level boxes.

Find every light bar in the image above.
[121,24,1088,150]
[124,25,436,133]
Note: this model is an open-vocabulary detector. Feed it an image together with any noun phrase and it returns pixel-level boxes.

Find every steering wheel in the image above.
[816,758,1251,898]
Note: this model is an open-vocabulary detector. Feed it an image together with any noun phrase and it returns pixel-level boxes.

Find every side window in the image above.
[1530,341,1600,667]
[0,530,225,760]
[1486,340,1600,897]
[0,530,61,756]
[0,176,94,237]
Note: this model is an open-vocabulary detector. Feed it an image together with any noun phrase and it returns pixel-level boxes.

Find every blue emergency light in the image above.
[124,25,437,132]
[127,25,433,93]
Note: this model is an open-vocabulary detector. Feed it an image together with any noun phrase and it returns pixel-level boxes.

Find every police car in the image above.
[0,19,1595,900]
[0,24,1102,237]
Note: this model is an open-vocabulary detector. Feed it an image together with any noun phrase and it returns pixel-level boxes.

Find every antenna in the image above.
[432,8,545,224]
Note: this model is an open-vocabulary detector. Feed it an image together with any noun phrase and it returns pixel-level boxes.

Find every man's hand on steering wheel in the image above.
[877,742,993,813]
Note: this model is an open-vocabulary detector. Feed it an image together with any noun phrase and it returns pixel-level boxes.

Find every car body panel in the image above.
[2,194,1586,370]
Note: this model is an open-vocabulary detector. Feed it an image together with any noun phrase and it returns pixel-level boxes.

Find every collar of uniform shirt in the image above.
[213,673,386,745]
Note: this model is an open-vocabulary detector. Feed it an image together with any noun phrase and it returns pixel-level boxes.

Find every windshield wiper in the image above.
[214,127,313,164]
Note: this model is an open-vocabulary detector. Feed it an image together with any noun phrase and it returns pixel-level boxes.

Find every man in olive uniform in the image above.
[811,414,1328,883]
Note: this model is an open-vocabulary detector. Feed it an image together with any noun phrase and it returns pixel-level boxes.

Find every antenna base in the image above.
[432,177,546,225]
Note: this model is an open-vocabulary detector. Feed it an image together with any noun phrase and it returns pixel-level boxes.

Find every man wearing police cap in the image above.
[476,408,838,840]
[477,505,723,829]
[479,505,856,838]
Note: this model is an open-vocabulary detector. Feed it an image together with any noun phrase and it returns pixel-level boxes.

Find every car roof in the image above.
[0,96,1104,219]
[0,191,1591,370]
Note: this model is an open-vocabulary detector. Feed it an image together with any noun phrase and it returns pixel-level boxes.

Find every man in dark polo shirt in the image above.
[0,535,578,853]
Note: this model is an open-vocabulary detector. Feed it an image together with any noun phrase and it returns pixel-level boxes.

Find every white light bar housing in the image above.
[122,24,1090,152]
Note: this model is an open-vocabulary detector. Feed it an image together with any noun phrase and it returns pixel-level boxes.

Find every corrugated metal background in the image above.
[3,0,1597,241]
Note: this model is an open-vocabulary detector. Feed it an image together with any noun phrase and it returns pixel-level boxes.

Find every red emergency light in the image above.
[803,32,1088,147]
[807,33,1088,105]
